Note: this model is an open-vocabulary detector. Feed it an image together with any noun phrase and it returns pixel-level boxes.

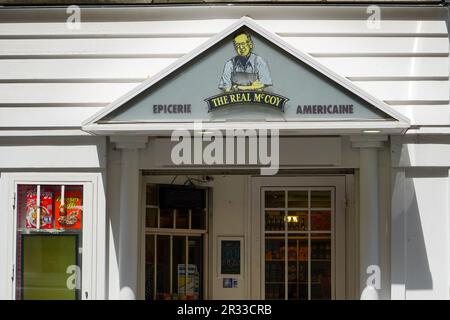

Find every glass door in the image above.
[13,183,89,300]
[263,188,334,300]
[144,184,208,300]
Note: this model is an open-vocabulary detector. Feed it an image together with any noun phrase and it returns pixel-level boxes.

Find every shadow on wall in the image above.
[403,170,434,291]
[391,139,438,294]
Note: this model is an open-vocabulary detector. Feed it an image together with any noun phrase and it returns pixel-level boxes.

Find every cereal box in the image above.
[25,189,53,229]
[55,188,82,230]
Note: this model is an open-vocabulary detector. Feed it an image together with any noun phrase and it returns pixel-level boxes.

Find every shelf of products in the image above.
[265,235,332,300]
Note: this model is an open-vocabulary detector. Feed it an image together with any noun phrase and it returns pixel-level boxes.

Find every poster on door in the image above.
[177,264,199,300]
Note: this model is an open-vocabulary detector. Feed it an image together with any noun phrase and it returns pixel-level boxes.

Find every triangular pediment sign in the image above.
[82,17,410,134]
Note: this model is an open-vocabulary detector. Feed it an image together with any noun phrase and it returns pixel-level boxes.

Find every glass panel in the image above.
[145,235,155,300]
[146,184,158,206]
[265,237,285,300]
[311,234,332,300]
[288,191,308,208]
[264,191,285,208]
[175,209,189,229]
[265,283,284,300]
[159,209,174,228]
[287,211,308,231]
[146,208,158,228]
[156,235,170,299]
[265,210,285,231]
[188,237,203,300]
[311,190,331,208]
[311,211,331,231]
[173,236,186,300]
[17,185,36,231]
[16,184,83,300]
[191,209,205,230]
[287,236,308,300]
[21,235,79,300]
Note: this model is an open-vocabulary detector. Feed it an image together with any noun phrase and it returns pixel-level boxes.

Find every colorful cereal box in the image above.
[55,188,82,230]
[25,189,53,229]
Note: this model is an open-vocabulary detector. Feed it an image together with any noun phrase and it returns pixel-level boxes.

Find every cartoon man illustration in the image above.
[218,31,272,92]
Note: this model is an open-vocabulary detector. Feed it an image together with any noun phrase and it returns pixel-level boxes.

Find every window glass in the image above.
[146,208,158,228]
[16,184,83,300]
[264,188,333,300]
[145,184,207,300]
[175,209,189,229]
[265,191,285,208]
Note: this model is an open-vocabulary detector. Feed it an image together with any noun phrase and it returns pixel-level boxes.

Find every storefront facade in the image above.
[0,4,449,300]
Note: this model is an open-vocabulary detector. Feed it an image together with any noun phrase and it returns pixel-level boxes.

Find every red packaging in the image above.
[25,189,54,229]
[55,189,82,230]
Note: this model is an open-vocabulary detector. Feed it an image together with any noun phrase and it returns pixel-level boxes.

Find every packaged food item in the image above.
[298,246,308,261]
[25,189,53,229]
[288,246,297,260]
[55,188,82,229]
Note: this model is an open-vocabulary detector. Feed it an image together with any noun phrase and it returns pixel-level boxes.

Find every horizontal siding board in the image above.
[0,37,447,57]
[353,81,450,102]
[1,57,448,81]
[392,105,450,126]
[0,58,176,81]
[0,20,446,37]
[316,57,449,79]
[0,106,104,127]
[0,143,105,168]
[0,81,447,105]
[283,37,449,56]
[0,83,139,104]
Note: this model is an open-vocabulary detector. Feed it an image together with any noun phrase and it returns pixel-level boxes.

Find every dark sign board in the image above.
[221,240,241,275]
[158,185,206,209]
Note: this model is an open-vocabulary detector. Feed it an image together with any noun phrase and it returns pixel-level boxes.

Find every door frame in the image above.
[4,172,104,300]
[139,176,210,300]
[250,175,347,299]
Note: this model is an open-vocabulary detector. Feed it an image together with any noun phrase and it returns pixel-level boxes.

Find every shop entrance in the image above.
[250,176,347,300]
[142,182,208,300]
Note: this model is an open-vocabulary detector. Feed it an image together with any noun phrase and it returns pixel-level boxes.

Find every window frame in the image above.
[4,172,104,300]
[139,180,209,300]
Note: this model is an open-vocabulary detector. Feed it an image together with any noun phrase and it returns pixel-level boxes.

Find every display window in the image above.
[12,181,93,300]
[144,184,208,300]
[264,188,334,300]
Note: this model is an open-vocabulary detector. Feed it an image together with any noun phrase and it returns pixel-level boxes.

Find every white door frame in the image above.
[4,172,104,300]
[139,176,210,300]
[250,175,346,299]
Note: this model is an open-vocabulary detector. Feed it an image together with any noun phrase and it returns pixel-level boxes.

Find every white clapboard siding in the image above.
[0,20,447,37]
[283,37,449,56]
[0,37,447,57]
[0,14,448,130]
[0,58,177,81]
[0,81,446,106]
[1,57,448,81]
[0,83,139,105]
[392,105,450,126]
[316,57,449,80]
[353,81,450,103]
[0,106,105,127]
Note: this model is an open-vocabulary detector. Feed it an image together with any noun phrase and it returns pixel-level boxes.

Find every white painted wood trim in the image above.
[250,175,347,300]
[0,20,446,37]
[83,120,409,136]
[3,172,106,300]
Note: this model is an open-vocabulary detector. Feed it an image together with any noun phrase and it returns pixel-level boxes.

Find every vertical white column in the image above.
[112,137,147,300]
[351,135,387,300]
